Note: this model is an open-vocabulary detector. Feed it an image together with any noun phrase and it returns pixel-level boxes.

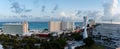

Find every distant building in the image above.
[92,22,120,48]
[49,21,74,32]
[61,21,74,31]
[49,21,61,32]
[88,19,96,26]
[2,21,28,35]
[22,21,28,33]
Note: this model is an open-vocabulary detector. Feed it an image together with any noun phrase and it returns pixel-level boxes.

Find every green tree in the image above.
[72,33,83,41]
[40,38,67,49]
[83,37,94,46]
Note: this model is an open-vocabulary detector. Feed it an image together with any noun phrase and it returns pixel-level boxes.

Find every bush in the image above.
[72,33,83,41]
[83,37,94,46]
[40,38,67,49]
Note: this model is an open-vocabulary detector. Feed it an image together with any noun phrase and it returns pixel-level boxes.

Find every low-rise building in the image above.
[92,22,120,48]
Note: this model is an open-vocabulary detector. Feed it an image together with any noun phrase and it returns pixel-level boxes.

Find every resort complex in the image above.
[0,0,120,49]
[0,16,120,49]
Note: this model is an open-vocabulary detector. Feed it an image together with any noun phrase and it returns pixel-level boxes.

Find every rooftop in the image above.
[3,23,23,25]
[97,22,120,24]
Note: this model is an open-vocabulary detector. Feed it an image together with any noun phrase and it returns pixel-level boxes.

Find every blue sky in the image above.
[0,0,120,22]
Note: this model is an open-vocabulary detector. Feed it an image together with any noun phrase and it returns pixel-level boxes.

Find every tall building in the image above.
[61,21,74,31]
[22,21,28,33]
[2,22,28,35]
[49,21,74,32]
[49,21,61,32]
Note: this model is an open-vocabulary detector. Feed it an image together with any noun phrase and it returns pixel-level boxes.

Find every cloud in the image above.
[51,4,59,13]
[33,0,39,4]
[8,0,14,2]
[75,10,82,16]
[103,0,118,21]
[9,0,32,14]
[84,11,103,21]
[25,9,32,12]
[3,0,119,22]
[41,5,45,12]
[20,15,29,17]
[60,12,66,17]
[10,2,23,13]
[33,0,40,7]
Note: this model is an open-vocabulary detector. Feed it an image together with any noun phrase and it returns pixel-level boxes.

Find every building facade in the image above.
[61,21,74,31]
[49,21,74,32]
[49,21,61,32]
[92,22,120,48]
[2,22,28,35]
[22,21,28,33]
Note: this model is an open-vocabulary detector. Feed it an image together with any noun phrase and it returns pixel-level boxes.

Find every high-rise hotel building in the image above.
[49,21,61,32]
[2,21,28,35]
[49,21,74,32]
[61,21,74,31]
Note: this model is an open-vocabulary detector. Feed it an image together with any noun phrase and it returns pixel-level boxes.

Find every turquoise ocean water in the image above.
[0,22,82,30]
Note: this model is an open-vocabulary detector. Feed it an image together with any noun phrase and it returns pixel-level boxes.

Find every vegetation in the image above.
[75,37,105,49]
[0,34,40,49]
[0,34,67,49]
[83,37,94,46]
[75,44,106,49]
[71,33,83,41]
[0,32,105,49]
[40,38,67,49]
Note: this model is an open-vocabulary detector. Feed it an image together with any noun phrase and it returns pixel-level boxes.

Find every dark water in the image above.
[0,22,82,30]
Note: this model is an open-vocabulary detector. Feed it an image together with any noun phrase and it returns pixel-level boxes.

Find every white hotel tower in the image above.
[83,16,88,39]
[2,21,28,35]
[49,21,74,32]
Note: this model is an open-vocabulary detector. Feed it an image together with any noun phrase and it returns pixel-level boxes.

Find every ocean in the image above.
[0,22,82,30]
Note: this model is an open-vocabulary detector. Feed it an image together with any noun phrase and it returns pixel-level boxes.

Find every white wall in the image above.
[3,25,23,35]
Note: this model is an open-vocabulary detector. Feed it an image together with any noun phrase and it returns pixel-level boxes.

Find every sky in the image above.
[0,0,120,22]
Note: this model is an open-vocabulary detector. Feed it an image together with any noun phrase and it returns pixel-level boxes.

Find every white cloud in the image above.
[60,12,66,17]
[103,0,118,20]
